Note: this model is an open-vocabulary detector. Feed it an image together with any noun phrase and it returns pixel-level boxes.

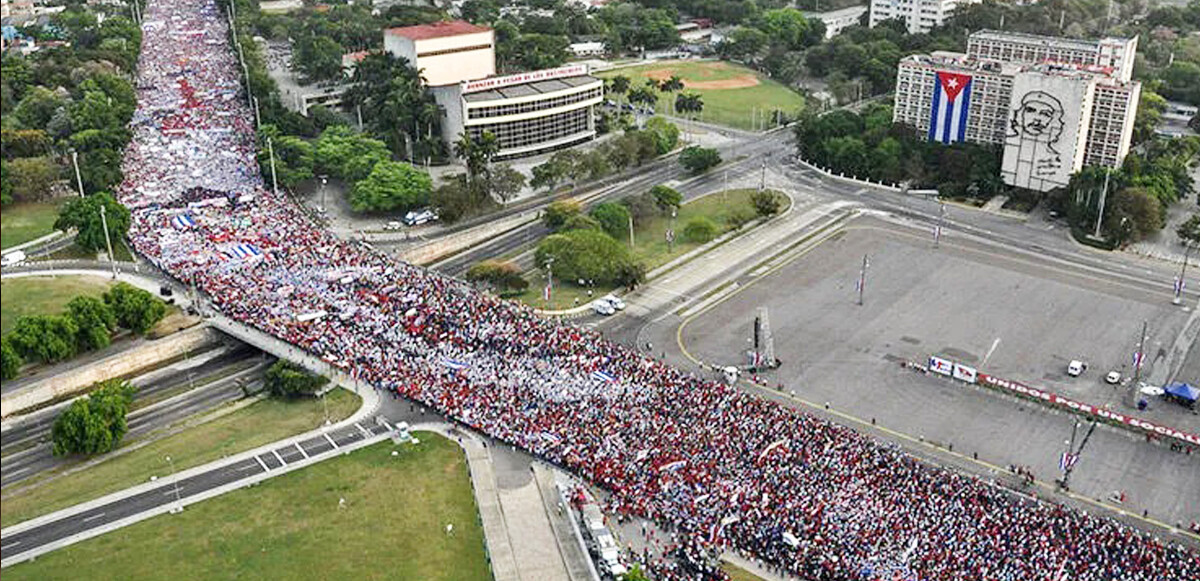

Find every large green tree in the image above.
[51,379,136,456]
[589,202,633,241]
[1,338,21,381]
[264,360,328,398]
[679,146,722,173]
[535,229,637,285]
[65,295,117,352]
[9,315,78,364]
[55,192,131,253]
[349,160,432,213]
[103,282,167,335]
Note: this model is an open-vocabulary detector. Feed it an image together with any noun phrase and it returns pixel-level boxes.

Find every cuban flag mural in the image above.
[928,71,973,144]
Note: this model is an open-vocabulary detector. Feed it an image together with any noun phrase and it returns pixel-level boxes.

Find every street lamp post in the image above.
[267,137,279,197]
[99,204,118,279]
[319,175,329,214]
[166,455,183,513]
[72,150,85,198]
[1174,243,1191,305]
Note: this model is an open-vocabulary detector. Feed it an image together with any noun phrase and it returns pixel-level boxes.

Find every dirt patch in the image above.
[644,68,760,90]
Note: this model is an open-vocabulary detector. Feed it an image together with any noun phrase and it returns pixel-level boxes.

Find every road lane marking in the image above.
[255,455,270,471]
[5,466,31,477]
[295,442,309,459]
[82,512,106,523]
[324,432,338,448]
[238,463,257,472]
[983,338,1001,366]
[272,449,286,466]
[354,423,371,438]
[1,541,21,550]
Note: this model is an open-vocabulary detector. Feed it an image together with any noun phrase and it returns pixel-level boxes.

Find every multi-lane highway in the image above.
[1,344,270,488]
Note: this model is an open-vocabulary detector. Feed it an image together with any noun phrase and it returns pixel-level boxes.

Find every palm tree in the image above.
[660,75,684,115]
[454,131,500,187]
[675,92,704,119]
[610,75,630,105]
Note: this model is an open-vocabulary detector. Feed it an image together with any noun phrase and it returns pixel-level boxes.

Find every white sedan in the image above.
[1105,371,1121,385]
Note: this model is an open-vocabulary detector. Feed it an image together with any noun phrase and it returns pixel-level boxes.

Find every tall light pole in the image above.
[1129,320,1148,407]
[1093,169,1111,239]
[1174,243,1191,305]
[71,150,85,197]
[627,213,635,248]
[99,204,118,279]
[166,454,183,513]
[267,137,279,197]
[856,254,868,306]
[318,175,328,213]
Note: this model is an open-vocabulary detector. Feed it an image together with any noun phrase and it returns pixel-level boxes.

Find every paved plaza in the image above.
[672,217,1200,530]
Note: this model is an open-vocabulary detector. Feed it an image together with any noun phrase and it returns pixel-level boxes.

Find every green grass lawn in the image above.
[599,60,805,131]
[510,189,787,310]
[722,561,766,581]
[1,275,114,335]
[4,433,488,581]
[1,201,63,250]
[0,388,361,528]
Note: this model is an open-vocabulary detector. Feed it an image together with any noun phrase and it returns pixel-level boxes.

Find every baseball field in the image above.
[599,60,805,131]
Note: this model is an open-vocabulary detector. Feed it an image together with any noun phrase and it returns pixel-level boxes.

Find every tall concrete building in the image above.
[383,21,603,160]
[869,0,979,34]
[383,21,496,87]
[893,31,1141,192]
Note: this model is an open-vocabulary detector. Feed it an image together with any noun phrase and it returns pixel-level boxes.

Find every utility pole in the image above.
[1174,243,1190,305]
[319,175,328,213]
[759,161,766,192]
[267,137,279,197]
[99,204,118,279]
[543,257,554,309]
[72,150,85,197]
[856,254,868,306]
[1093,169,1111,239]
[628,213,635,248]
[252,95,261,129]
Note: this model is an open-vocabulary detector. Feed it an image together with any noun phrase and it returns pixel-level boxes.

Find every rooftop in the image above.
[463,75,599,103]
[384,20,491,41]
[969,29,1133,51]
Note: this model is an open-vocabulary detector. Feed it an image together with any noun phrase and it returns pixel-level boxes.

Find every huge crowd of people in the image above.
[117,0,1200,578]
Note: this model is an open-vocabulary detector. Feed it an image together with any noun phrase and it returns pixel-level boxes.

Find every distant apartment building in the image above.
[967,29,1137,82]
[893,30,1141,192]
[804,6,868,39]
[869,0,979,34]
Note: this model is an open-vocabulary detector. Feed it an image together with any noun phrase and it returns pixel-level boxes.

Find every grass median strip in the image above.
[4,433,488,581]
[0,388,360,528]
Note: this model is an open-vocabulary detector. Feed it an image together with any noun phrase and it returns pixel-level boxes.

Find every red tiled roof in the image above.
[384,20,491,41]
[342,51,371,63]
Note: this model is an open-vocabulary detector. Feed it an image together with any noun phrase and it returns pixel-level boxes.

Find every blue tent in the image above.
[1164,382,1199,402]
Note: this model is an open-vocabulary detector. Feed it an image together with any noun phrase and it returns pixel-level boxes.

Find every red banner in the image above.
[976,373,1200,446]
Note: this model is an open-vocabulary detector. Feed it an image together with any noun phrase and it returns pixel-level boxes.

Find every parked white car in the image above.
[591,300,615,316]
[599,295,625,311]
[403,208,438,226]
[1105,370,1121,385]
[383,221,403,231]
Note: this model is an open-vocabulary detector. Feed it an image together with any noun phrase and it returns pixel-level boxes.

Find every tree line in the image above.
[1,4,142,207]
[3,283,168,381]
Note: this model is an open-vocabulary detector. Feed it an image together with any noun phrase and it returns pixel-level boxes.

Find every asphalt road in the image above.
[1,346,269,488]
[0,419,392,563]
[429,130,794,278]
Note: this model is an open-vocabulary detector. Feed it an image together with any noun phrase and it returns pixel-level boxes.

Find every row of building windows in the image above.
[466,87,601,120]
[416,44,493,59]
[467,108,591,152]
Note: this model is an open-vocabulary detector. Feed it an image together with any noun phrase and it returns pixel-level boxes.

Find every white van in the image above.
[1067,360,1087,377]
[1,250,27,267]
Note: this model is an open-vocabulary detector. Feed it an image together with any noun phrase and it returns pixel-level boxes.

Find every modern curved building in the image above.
[384,21,603,160]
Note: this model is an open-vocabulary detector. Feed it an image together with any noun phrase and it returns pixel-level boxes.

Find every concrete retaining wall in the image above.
[1,325,225,418]
[400,212,536,265]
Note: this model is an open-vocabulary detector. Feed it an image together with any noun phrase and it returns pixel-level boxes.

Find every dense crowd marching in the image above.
[117,0,1200,578]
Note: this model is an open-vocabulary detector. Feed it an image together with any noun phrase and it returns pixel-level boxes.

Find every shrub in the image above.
[542,199,582,230]
[264,360,329,398]
[751,189,784,217]
[679,146,721,174]
[726,206,757,229]
[466,260,529,292]
[683,217,719,243]
[589,202,632,241]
